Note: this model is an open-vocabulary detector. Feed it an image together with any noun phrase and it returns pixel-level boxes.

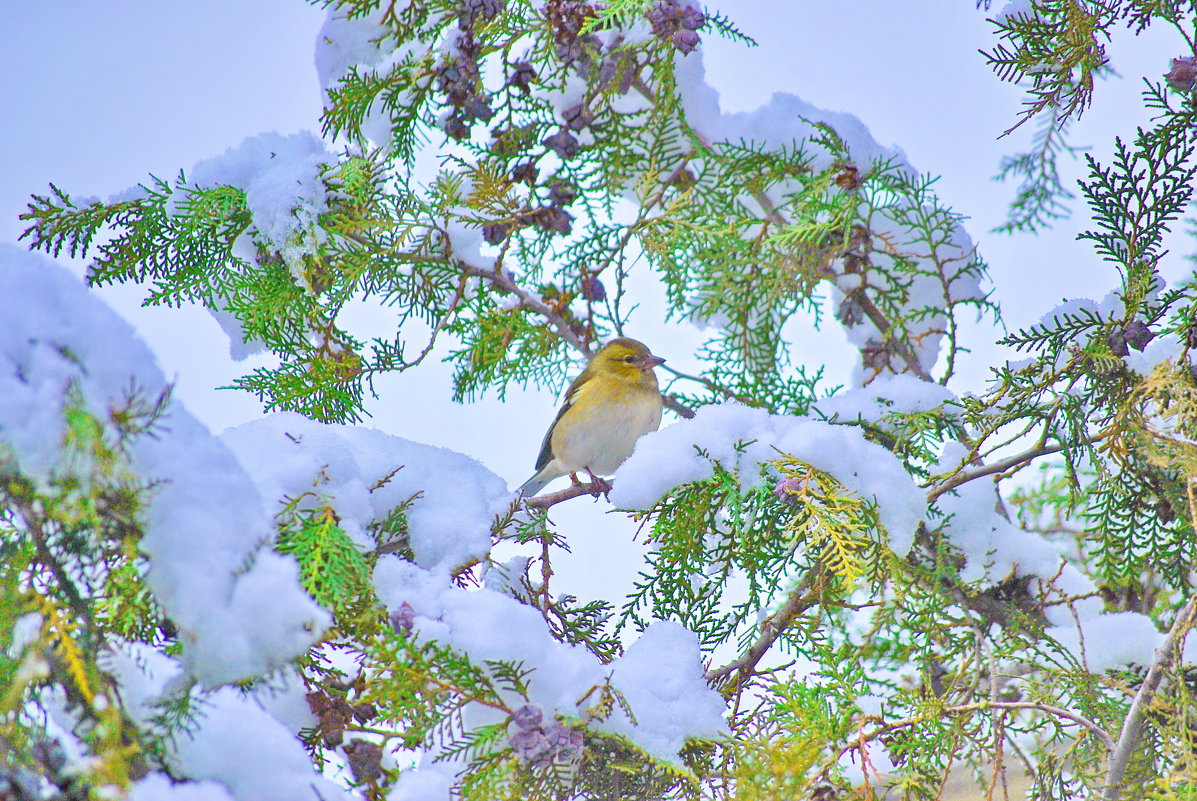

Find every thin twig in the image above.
[840,700,1115,761]
[395,273,470,371]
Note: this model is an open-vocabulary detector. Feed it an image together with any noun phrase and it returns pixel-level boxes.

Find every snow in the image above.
[813,373,957,425]
[1046,612,1165,672]
[1124,332,1184,376]
[992,0,1036,22]
[1034,295,1121,329]
[188,130,334,270]
[314,9,391,92]
[389,758,455,801]
[672,52,987,381]
[933,442,1062,583]
[221,412,512,571]
[1038,564,1181,672]
[206,306,267,362]
[129,774,236,801]
[600,621,728,760]
[374,559,727,766]
[610,402,926,557]
[104,643,351,801]
[444,218,490,272]
[0,247,327,687]
[674,52,900,173]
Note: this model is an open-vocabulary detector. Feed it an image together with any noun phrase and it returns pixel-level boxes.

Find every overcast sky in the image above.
[1,2,1186,591]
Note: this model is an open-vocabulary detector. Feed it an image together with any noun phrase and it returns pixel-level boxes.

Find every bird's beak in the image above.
[640,354,666,370]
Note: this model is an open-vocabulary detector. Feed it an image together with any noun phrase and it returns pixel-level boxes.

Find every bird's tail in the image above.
[517,471,553,498]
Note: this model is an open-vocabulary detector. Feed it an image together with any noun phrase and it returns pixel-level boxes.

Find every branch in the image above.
[459,260,593,357]
[704,567,824,685]
[522,481,609,510]
[927,436,1101,502]
[460,261,698,420]
[927,432,1107,502]
[663,394,696,419]
[841,700,1115,762]
[1102,595,1197,801]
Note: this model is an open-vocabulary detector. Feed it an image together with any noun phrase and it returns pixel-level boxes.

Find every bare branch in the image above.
[1102,595,1197,801]
[704,567,824,685]
[927,433,1105,502]
[522,481,610,510]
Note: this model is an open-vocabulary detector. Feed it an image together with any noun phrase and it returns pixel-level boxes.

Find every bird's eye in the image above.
[623,355,637,363]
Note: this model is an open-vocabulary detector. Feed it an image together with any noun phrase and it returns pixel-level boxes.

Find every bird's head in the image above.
[592,337,665,383]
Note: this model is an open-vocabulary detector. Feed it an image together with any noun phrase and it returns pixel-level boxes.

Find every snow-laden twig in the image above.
[1101,595,1197,801]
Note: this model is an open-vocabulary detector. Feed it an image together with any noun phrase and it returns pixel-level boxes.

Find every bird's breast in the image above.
[551,386,662,476]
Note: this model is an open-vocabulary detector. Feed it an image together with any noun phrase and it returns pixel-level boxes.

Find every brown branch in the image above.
[704,567,824,685]
[459,260,593,357]
[927,433,1105,502]
[1102,595,1197,801]
[522,481,609,510]
[663,394,696,419]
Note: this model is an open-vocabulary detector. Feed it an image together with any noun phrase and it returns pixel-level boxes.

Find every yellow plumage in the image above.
[518,338,665,497]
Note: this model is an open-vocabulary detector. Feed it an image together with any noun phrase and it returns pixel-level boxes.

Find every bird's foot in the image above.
[569,472,583,486]
[584,469,612,500]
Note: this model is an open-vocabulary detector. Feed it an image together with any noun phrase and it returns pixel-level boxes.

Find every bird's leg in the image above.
[569,472,582,486]
[584,468,612,499]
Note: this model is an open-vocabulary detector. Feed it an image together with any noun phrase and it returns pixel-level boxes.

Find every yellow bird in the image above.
[518,338,665,497]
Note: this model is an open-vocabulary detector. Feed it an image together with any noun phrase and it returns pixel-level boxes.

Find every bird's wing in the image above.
[533,366,595,472]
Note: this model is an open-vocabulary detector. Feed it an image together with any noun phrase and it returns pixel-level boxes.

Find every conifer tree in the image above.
[5,1,1197,799]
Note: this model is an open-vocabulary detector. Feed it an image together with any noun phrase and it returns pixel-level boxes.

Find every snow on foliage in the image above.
[374,559,727,765]
[0,246,328,687]
[934,443,1062,584]
[104,644,351,801]
[602,621,728,759]
[610,402,926,557]
[813,373,958,424]
[673,53,987,380]
[187,130,335,268]
[221,412,512,571]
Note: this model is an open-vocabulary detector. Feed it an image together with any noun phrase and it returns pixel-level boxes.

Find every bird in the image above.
[518,337,665,497]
